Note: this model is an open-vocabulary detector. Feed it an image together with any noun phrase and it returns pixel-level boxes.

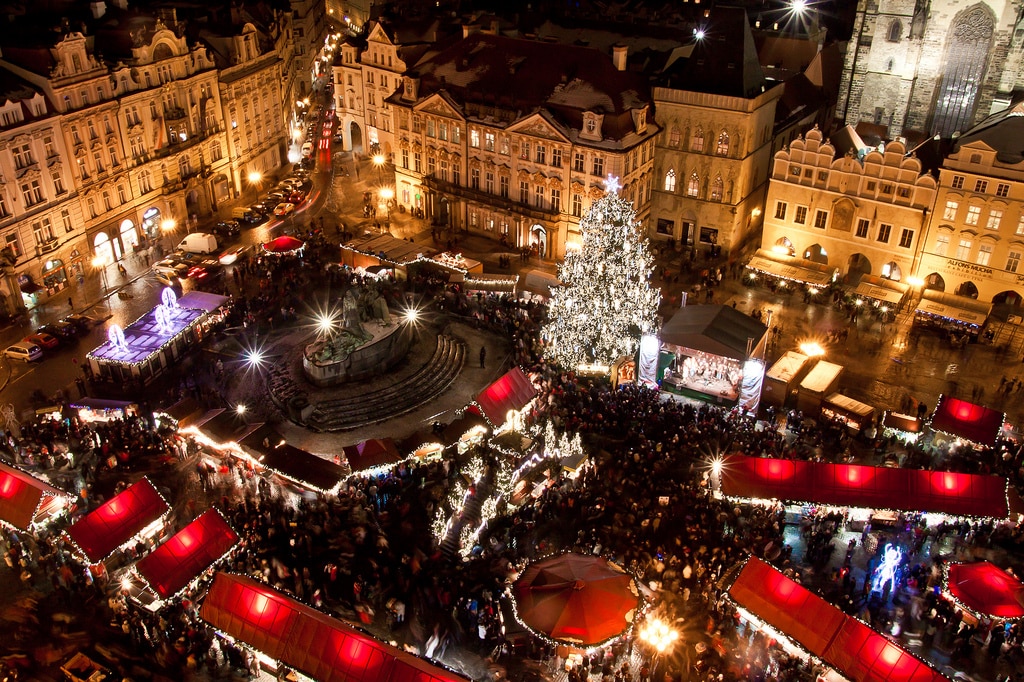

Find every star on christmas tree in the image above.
[542,178,660,370]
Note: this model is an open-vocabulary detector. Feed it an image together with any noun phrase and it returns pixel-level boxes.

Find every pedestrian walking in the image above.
[68,297,73,310]
[479,346,486,368]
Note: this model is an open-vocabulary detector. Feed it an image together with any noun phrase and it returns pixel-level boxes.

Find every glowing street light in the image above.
[638,617,679,654]
[91,256,109,292]
[373,153,386,184]
[799,341,826,357]
[235,404,247,415]
[247,171,263,186]
[316,312,337,337]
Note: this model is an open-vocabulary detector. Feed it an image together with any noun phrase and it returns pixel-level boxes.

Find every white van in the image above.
[301,142,313,158]
[177,232,219,254]
[5,342,43,362]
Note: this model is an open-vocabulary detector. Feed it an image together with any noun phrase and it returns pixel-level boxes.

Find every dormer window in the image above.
[586,119,595,133]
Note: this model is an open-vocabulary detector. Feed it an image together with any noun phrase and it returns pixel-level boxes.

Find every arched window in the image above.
[668,128,680,146]
[887,19,902,42]
[711,175,724,201]
[932,6,995,136]
[687,172,700,197]
[716,131,730,156]
[664,169,676,192]
[691,127,705,153]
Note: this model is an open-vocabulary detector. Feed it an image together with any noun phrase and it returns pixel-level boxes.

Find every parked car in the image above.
[5,342,43,362]
[286,191,306,205]
[261,195,283,209]
[38,321,78,341]
[152,271,181,288]
[273,202,296,217]
[213,220,241,240]
[219,244,253,266]
[177,232,218,255]
[61,314,100,335]
[23,332,59,350]
[153,258,189,278]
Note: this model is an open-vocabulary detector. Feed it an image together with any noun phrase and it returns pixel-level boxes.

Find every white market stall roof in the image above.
[342,234,437,265]
[746,249,837,287]
[823,393,874,419]
[799,361,843,393]
[849,275,909,305]
[915,290,991,328]
[766,351,810,383]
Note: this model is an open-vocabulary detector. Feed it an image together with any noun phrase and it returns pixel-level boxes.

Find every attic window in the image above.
[970,153,982,164]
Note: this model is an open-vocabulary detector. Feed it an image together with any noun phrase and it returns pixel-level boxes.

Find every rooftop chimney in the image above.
[612,44,627,71]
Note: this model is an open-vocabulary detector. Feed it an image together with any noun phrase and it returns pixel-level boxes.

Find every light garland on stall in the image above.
[0,461,72,533]
[939,561,1024,623]
[926,394,1006,449]
[541,176,660,371]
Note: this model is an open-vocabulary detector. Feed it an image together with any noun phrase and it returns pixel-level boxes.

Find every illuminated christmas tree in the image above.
[543,176,660,370]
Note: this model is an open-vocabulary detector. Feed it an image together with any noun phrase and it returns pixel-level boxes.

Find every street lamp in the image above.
[373,153,386,185]
[638,617,679,654]
[91,256,109,292]
[161,218,177,252]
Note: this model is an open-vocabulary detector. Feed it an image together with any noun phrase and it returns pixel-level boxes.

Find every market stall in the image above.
[659,305,767,405]
[745,249,838,288]
[343,438,404,477]
[929,394,1004,448]
[882,411,922,442]
[820,393,875,431]
[135,509,239,602]
[472,367,538,431]
[718,454,1009,519]
[796,360,843,414]
[0,462,71,532]
[943,561,1024,621]
[847,274,909,313]
[914,290,991,338]
[261,235,305,256]
[463,272,518,296]
[257,443,347,494]
[762,351,811,410]
[68,398,139,423]
[200,572,470,682]
[65,477,170,564]
[340,233,437,281]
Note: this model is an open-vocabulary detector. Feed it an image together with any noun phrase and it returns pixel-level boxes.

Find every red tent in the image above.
[343,438,403,473]
[474,367,537,427]
[727,554,845,657]
[136,509,239,600]
[720,455,1008,518]
[945,562,1024,620]
[929,395,1004,447]
[262,235,305,255]
[512,553,640,647]
[65,477,169,563]
[0,461,69,531]
[729,559,947,682]
[200,573,468,682]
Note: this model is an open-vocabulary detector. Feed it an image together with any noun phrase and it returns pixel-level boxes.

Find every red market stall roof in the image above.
[945,562,1024,620]
[136,509,239,600]
[720,455,1008,518]
[729,558,947,682]
[726,555,845,658]
[474,367,537,426]
[262,235,304,254]
[0,461,69,531]
[343,438,403,474]
[200,573,469,682]
[929,395,1004,447]
[66,477,170,563]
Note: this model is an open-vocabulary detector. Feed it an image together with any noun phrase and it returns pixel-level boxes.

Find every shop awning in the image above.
[929,395,1004,447]
[660,305,768,361]
[882,411,922,433]
[343,438,403,474]
[729,558,948,682]
[136,509,239,600]
[823,393,874,419]
[258,444,346,493]
[464,273,518,293]
[474,367,538,427]
[945,561,1024,620]
[65,477,170,563]
[720,455,1009,518]
[19,280,41,294]
[0,461,70,531]
[849,275,909,306]
[745,249,837,287]
[914,290,991,328]
[200,572,470,682]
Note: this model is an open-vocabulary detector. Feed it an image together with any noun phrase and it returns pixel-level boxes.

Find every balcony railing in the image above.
[423,175,558,222]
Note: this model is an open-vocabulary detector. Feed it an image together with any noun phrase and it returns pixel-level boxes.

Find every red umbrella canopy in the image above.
[513,553,640,647]
[262,235,305,254]
[946,562,1024,619]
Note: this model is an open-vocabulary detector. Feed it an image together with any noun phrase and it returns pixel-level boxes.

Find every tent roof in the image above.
[136,509,239,600]
[194,409,263,446]
[660,305,767,360]
[729,558,948,682]
[728,556,845,657]
[945,562,1024,620]
[262,235,304,254]
[200,573,469,682]
[474,367,538,426]
[66,477,169,563]
[0,461,68,531]
[930,395,1004,447]
[259,444,346,493]
[720,455,1008,518]
[343,438,403,474]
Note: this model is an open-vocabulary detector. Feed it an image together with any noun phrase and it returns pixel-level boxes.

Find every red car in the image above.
[286,191,305,205]
[24,332,59,350]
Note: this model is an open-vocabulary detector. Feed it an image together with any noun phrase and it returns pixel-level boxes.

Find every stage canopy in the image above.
[729,558,947,682]
[474,367,538,427]
[929,395,1004,447]
[0,461,69,531]
[660,305,767,361]
[720,455,1008,518]
[343,438,403,474]
[66,477,169,563]
[945,562,1024,620]
[200,572,468,682]
[136,509,239,600]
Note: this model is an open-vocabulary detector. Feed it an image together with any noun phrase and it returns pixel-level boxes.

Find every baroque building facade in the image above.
[838,0,1024,139]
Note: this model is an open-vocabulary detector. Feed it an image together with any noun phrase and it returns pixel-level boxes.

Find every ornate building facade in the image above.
[838,0,1024,138]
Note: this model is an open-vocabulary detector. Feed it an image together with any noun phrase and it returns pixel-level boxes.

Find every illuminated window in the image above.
[956,238,972,259]
[687,173,699,197]
[774,202,787,220]
[484,132,495,152]
[951,175,964,189]
[710,175,723,201]
[715,131,729,156]
[1017,215,1024,235]
[978,243,993,266]
[470,129,480,148]
[943,200,958,220]
[986,210,1002,230]
[691,127,704,153]
[664,169,676,192]
[965,206,981,225]
[935,233,950,255]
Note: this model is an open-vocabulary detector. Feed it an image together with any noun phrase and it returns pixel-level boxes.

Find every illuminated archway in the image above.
[992,290,1023,307]
[803,243,828,264]
[880,261,902,281]
[774,237,794,256]
[93,232,114,266]
[924,272,945,291]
